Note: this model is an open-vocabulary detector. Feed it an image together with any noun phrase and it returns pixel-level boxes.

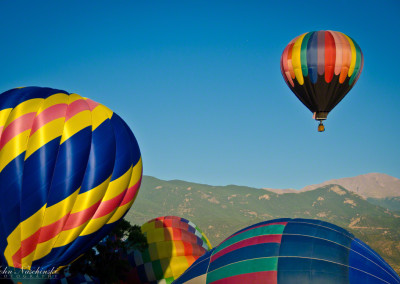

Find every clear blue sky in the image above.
[0,0,399,189]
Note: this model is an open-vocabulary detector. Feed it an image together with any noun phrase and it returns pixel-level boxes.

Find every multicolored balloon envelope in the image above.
[0,87,142,271]
[174,218,400,284]
[280,30,364,131]
[128,216,212,284]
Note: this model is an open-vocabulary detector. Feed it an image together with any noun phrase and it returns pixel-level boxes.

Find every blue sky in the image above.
[0,0,399,189]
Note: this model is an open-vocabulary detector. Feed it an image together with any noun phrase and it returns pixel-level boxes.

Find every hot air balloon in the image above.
[174,218,400,284]
[127,216,212,284]
[280,31,364,132]
[0,87,143,275]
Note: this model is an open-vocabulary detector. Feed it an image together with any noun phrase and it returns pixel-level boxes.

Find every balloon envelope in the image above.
[0,87,142,272]
[128,216,212,284]
[174,218,400,284]
[280,30,364,122]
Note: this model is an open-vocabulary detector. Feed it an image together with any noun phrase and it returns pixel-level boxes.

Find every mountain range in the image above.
[125,173,400,274]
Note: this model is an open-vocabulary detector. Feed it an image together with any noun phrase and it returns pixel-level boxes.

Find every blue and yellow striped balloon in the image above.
[0,87,142,271]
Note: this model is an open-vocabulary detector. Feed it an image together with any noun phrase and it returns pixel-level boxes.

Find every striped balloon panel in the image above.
[0,87,142,271]
[172,218,400,284]
[280,31,364,114]
[142,216,212,251]
[130,216,212,283]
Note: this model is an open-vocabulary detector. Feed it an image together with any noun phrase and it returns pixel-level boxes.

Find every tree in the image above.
[63,219,148,284]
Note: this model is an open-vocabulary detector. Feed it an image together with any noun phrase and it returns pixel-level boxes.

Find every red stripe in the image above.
[192,245,206,257]
[30,104,68,135]
[13,179,142,263]
[58,179,140,231]
[179,221,189,232]
[186,255,196,267]
[182,241,193,256]
[0,112,36,150]
[226,222,287,241]
[91,188,127,219]
[211,271,277,284]
[212,234,282,262]
[287,42,295,79]
[85,99,100,111]
[317,31,325,75]
[0,125,5,139]
[37,214,71,243]
[324,31,336,83]
[17,214,71,260]
[63,199,102,230]
[65,99,90,121]
[171,227,181,241]
[119,178,142,206]
[164,218,173,228]
[12,248,22,268]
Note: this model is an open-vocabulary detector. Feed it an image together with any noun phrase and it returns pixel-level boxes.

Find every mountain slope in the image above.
[125,176,400,273]
[300,173,400,198]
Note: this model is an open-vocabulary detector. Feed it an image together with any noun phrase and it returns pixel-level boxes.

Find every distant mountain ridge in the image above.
[126,174,400,274]
[264,173,400,198]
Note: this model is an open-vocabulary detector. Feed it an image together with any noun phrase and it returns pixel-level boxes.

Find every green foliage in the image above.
[367,197,400,212]
[65,219,147,283]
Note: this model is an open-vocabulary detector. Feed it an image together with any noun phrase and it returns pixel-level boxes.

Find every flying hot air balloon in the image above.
[0,87,142,274]
[174,218,400,284]
[280,31,364,132]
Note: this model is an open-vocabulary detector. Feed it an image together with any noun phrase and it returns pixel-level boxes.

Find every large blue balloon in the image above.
[0,87,142,274]
[174,218,400,284]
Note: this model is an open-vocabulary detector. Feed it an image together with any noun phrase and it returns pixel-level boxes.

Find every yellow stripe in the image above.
[21,206,47,241]
[107,158,143,224]
[0,130,31,172]
[106,199,134,224]
[70,177,111,214]
[89,103,113,131]
[4,205,46,266]
[36,93,69,115]
[54,222,88,247]
[68,93,85,104]
[291,33,307,85]
[60,110,91,144]
[102,166,133,202]
[50,177,112,247]
[42,188,80,226]
[53,168,133,246]
[77,168,134,236]
[129,157,143,187]
[342,33,357,77]
[148,228,168,243]
[39,166,138,249]
[24,118,65,159]
[4,224,21,266]
[0,99,44,171]
[26,237,54,263]
[3,98,43,129]
[141,220,156,234]
[80,211,117,236]
[163,258,175,279]
[0,108,12,128]
[204,234,212,250]
[29,189,80,262]
[170,256,191,278]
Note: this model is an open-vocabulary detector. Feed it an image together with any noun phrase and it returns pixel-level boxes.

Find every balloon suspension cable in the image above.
[318,120,325,132]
